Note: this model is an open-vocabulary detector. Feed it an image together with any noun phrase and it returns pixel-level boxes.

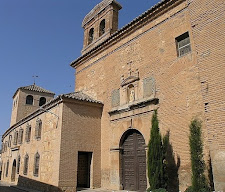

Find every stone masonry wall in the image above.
[1,103,62,188]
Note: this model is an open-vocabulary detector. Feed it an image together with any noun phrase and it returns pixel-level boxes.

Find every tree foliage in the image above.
[189,119,209,191]
[147,110,167,190]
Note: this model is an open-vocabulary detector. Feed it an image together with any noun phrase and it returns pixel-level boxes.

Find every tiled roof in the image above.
[61,91,103,104]
[20,84,55,95]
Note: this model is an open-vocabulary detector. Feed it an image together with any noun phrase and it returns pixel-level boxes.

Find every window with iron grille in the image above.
[23,154,29,175]
[14,131,18,145]
[18,129,24,144]
[35,119,42,140]
[6,160,9,177]
[17,155,21,174]
[25,125,31,142]
[33,152,40,177]
[8,135,12,147]
[176,32,191,57]
[5,142,7,152]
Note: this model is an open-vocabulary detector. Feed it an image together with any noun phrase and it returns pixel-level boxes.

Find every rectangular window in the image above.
[176,32,191,57]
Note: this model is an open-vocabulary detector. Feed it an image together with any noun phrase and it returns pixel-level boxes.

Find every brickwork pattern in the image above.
[59,101,102,192]
[73,1,208,191]
[188,0,225,190]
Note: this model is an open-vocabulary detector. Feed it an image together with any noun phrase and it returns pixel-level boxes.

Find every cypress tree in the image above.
[189,119,208,191]
[147,110,165,190]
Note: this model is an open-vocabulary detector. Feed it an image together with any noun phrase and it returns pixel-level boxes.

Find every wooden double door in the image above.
[121,130,147,191]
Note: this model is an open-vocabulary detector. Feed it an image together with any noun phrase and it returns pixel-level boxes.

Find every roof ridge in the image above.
[20,84,55,94]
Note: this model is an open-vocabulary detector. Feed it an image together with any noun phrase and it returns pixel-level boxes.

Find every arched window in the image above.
[88,28,94,45]
[99,19,105,37]
[35,119,42,140]
[26,95,33,105]
[127,84,135,103]
[5,142,8,151]
[6,160,9,177]
[13,131,18,145]
[39,97,46,106]
[23,154,29,175]
[18,129,24,144]
[17,155,21,174]
[33,152,40,177]
[8,135,12,147]
[25,124,31,142]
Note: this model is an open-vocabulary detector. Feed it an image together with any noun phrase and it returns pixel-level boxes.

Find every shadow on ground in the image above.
[0,185,24,192]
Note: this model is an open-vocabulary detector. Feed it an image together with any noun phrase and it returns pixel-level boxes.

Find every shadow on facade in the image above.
[17,175,62,192]
[164,131,180,192]
[208,155,215,191]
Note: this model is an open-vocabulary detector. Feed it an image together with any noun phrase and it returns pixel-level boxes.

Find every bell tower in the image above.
[81,0,122,55]
[10,84,55,126]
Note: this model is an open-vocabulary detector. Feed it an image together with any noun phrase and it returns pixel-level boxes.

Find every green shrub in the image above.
[189,119,209,191]
[184,186,210,192]
[184,186,193,192]
[147,188,167,192]
[147,110,165,190]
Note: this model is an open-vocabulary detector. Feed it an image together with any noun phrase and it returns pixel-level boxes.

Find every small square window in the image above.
[176,32,191,57]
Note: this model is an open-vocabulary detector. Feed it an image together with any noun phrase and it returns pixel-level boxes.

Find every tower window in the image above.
[99,19,106,37]
[33,152,40,177]
[39,97,46,106]
[176,31,191,57]
[23,154,29,175]
[26,95,33,105]
[88,28,94,45]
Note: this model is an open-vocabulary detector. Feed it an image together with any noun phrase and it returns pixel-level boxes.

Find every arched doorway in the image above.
[120,129,147,191]
[11,159,16,182]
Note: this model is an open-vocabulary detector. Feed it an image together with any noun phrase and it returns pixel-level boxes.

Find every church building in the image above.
[1,0,225,192]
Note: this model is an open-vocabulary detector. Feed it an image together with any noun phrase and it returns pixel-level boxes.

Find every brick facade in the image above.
[1,0,225,191]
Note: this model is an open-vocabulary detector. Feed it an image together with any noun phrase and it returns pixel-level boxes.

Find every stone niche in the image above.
[109,72,158,120]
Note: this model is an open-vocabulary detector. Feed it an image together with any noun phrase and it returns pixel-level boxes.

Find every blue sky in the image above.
[0,0,161,137]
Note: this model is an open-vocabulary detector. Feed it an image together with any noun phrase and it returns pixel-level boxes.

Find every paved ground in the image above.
[77,188,136,192]
[0,181,137,192]
[0,181,26,192]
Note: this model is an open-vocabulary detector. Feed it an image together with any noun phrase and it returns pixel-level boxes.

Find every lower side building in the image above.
[1,91,102,191]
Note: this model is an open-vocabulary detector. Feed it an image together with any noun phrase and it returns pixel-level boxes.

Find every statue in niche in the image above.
[128,84,135,103]
[129,90,135,102]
